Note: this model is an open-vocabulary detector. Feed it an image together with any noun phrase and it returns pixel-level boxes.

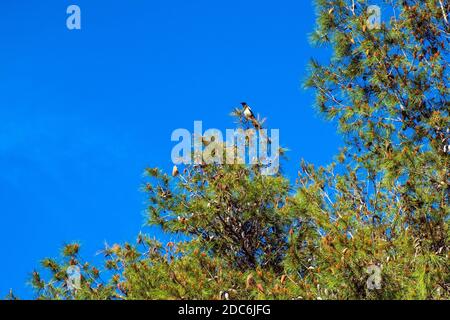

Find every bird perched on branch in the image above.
[241,102,262,130]
[241,102,255,119]
[240,102,274,146]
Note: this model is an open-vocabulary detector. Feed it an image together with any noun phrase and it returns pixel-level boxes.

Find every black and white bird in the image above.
[241,102,255,119]
[241,102,263,131]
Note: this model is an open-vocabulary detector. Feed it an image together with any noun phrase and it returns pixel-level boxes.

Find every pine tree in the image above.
[24,0,448,300]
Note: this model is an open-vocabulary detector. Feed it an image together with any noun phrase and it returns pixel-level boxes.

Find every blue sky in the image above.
[0,0,341,298]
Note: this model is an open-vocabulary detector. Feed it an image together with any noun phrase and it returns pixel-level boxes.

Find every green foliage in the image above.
[25,0,448,300]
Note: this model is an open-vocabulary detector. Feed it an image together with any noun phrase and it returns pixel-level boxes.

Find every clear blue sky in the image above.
[0,0,341,298]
